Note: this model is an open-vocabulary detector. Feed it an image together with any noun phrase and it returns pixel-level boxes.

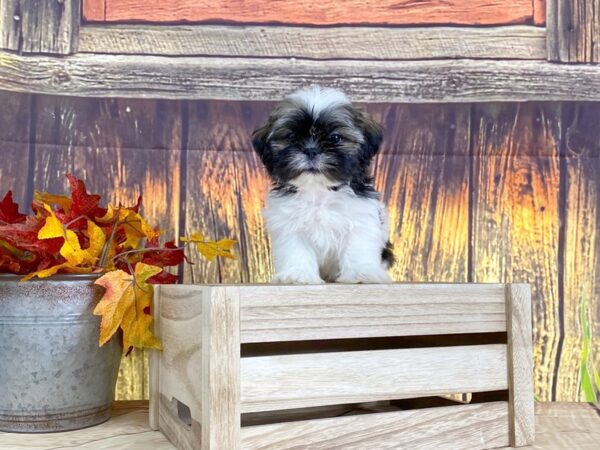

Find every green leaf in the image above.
[581,363,598,403]
[579,291,599,402]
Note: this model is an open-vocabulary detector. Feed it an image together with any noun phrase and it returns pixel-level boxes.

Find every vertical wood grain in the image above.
[32,95,183,400]
[471,103,562,401]
[92,0,533,25]
[367,104,471,283]
[555,103,600,401]
[0,91,31,206]
[506,284,535,446]
[184,101,272,284]
[0,0,80,54]
[548,0,600,62]
[201,287,240,450]
[533,0,547,25]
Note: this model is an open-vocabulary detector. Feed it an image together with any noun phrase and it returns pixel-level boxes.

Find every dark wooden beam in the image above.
[0,0,80,55]
[547,0,600,62]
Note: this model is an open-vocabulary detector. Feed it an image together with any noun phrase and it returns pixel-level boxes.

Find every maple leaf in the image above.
[0,240,38,274]
[85,220,107,260]
[20,262,93,282]
[141,240,185,267]
[93,263,163,351]
[147,269,178,285]
[66,174,107,218]
[181,233,237,261]
[0,239,34,261]
[37,205,101,266]
[38,205,87,265]
[0,191,26,224]
[0,218,63,255]
[97,205,160,249]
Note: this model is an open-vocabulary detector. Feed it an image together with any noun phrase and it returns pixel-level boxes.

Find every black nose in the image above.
[304,147,319,158]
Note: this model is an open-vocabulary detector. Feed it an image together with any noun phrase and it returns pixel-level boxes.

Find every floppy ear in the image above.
[251,118,274,166]
[354,109,383,163]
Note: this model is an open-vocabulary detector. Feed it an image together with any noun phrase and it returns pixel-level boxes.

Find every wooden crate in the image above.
[149,284,534,449]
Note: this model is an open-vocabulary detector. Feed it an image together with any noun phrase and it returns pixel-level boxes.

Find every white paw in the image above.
[273,272,325,285]
[336,268,392,284]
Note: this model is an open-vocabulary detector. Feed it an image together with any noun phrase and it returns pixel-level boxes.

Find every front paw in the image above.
[336,268,392,284]
[273,272,325,285]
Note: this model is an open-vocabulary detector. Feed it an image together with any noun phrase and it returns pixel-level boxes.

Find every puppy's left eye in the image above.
[329,134,342,144]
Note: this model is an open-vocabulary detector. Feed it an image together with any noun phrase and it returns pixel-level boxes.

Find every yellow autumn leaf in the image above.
[97,205,160,249]
[61,229,89,265]
[93,270,135,346]
[37,204,66,240]
[93,263,163,350]
[95,203,119,223]
[38,205,103,266]
[120,263,163,351]
[85,220,106,259]
[34,192,72,213]
[181,233,237,261]
[20,263,93,282]
[121,209,161,249]
[37,205,86,265]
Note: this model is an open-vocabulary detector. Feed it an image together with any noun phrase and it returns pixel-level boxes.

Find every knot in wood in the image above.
[52,70,71,85]
[446,76,461,90]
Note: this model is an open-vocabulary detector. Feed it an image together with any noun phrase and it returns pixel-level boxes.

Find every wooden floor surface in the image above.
[0,401,597,449]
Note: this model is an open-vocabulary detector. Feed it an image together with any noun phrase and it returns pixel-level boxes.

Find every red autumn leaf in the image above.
[0,219,63,255]
[141,241,185,267]
[66,174,107,218]
[147,270,178,285]
[129,195,142,214]
[0,191,26,224]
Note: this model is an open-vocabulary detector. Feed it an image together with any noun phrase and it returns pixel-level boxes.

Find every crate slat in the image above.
[240,284,507,342]
[241,401,510,450]
[240,344,508,413]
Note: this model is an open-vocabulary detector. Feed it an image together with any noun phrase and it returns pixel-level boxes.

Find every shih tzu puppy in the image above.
[252,86,394,284]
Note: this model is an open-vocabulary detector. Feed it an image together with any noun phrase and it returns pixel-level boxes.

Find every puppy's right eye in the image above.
[287,132,297,142]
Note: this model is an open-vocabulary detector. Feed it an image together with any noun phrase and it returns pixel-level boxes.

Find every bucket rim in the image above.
[0,273,102,282]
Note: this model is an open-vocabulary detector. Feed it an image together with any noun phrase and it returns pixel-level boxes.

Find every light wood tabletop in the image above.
[0,401,597,449]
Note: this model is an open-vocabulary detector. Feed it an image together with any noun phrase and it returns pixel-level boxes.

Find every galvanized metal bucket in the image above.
[0,275,122,432]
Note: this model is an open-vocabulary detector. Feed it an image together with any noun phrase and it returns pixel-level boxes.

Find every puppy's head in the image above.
[252,86,382,186]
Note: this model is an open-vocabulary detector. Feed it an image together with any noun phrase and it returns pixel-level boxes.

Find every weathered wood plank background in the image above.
[1,92,598,402]
[83,0,537,26]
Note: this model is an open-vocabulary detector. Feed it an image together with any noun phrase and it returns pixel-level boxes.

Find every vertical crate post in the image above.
[506,284,535,446]
[201,287,241,450]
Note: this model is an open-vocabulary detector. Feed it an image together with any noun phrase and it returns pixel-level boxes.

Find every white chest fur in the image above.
[263,174,391,284]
